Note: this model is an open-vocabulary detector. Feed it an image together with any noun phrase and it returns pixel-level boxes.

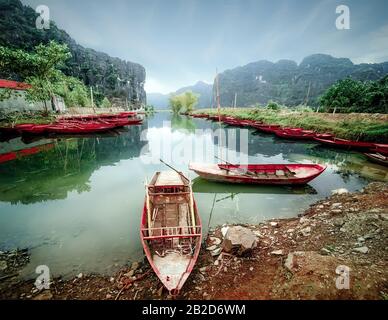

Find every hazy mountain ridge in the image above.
[216,53,388,107]
[0,0,146,107]
[147,81,213,109]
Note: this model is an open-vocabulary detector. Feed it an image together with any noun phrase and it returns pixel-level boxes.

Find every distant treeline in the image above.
[319,76,388,114]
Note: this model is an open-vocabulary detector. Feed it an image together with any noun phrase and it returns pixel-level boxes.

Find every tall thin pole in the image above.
[90,87,94,111]
[216,68,221,119]
[215,69,222,161]
[234,92,237,109]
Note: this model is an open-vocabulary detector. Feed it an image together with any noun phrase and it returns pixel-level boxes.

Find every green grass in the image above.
[0,111,56,127]
[192,108,388,142]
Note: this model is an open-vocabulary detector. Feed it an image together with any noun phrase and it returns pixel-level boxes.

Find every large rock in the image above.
[222,226,257,256]
[0,260,7,271]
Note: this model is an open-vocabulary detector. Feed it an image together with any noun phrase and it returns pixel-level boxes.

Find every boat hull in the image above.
[189,163,326,185]
[364,153,388,167]
[140,171,202,294]
[314,137,374,150]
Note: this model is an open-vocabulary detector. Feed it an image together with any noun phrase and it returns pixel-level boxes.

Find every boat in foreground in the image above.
[140,170,202,294]
[189,163,326,185]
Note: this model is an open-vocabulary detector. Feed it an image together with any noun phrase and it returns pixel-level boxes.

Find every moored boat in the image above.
[20,124,51,135]
[364,153,388,166]
[313,137,375,150]
[45,122,116,134]
[189,162,326,185]
[371,144,388,155]
[253,124,281,133]
[274,129,316,140]
[140,170,202,294]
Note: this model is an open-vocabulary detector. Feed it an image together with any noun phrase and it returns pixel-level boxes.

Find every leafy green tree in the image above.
[169,91,199,114]
[318,77,388,113]
[101,97,111,108]
[55,76,91,108]
[0,41,96,111]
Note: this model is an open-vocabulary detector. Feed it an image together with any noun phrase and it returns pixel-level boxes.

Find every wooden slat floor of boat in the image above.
[151,200,192,239]
[155,171,184,186]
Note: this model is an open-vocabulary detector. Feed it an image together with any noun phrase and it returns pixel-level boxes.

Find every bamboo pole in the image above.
[189,182,196,234]
[216,68,221,121]
[145,178,152,236]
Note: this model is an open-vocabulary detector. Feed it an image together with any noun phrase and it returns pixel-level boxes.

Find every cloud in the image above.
[145,77,173,94]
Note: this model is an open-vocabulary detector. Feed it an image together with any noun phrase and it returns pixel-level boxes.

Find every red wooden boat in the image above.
[46,122,116,134]
[95,118,142,126]
[222,119,240,126]
[364,153,388,166]
[253,124,281,133]
[274,129,316,140]
[371,144,388,155]
[313,137,375,150]
[118,111,136,117]
[140,170,202,294]
[189,163,326,185]
[20,124,51,135]
[315,133,334,139]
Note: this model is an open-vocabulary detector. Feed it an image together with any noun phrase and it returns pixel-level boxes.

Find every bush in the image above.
[266,100,280,110]
[101,97,111,108]
[294,105,314,113]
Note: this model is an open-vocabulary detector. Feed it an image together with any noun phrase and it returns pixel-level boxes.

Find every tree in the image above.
[0,41,95,112]
[319,76,388,113]
[55,76,91,108]
[101,97,111,108]
[169,91,199,114]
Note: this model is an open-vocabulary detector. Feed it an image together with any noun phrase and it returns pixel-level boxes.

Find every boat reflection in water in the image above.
[192,177,318,195]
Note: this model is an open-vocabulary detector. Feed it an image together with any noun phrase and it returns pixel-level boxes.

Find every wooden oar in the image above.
[214,155,257,177]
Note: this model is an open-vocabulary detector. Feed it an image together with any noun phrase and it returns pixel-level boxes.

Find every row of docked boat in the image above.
[0,112,142,136]
[141,158,328,295]
[190,113,388,166]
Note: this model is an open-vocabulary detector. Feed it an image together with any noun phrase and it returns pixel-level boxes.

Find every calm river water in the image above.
[0,112,387,278]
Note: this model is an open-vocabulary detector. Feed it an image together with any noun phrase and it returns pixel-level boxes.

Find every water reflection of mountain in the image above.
[0,126,147,204]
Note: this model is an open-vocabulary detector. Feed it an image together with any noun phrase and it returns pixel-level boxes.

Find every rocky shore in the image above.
[1,182,387,300]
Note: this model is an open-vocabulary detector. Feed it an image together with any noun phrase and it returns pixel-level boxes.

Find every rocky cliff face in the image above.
[216,54,388,107]
[0,0,146,108]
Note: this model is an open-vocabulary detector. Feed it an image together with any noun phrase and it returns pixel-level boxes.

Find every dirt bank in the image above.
[1,182,387,300]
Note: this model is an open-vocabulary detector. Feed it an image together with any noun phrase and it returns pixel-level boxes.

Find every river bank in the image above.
[0,108,147,129]
[0,182,386,300]
[191,108,388,143]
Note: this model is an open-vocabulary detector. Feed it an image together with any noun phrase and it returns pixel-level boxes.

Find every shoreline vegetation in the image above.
[190,107,388,143]
[0,182,386,300]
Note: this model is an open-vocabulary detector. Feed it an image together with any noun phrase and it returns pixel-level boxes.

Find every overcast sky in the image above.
[22,0,388,93]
